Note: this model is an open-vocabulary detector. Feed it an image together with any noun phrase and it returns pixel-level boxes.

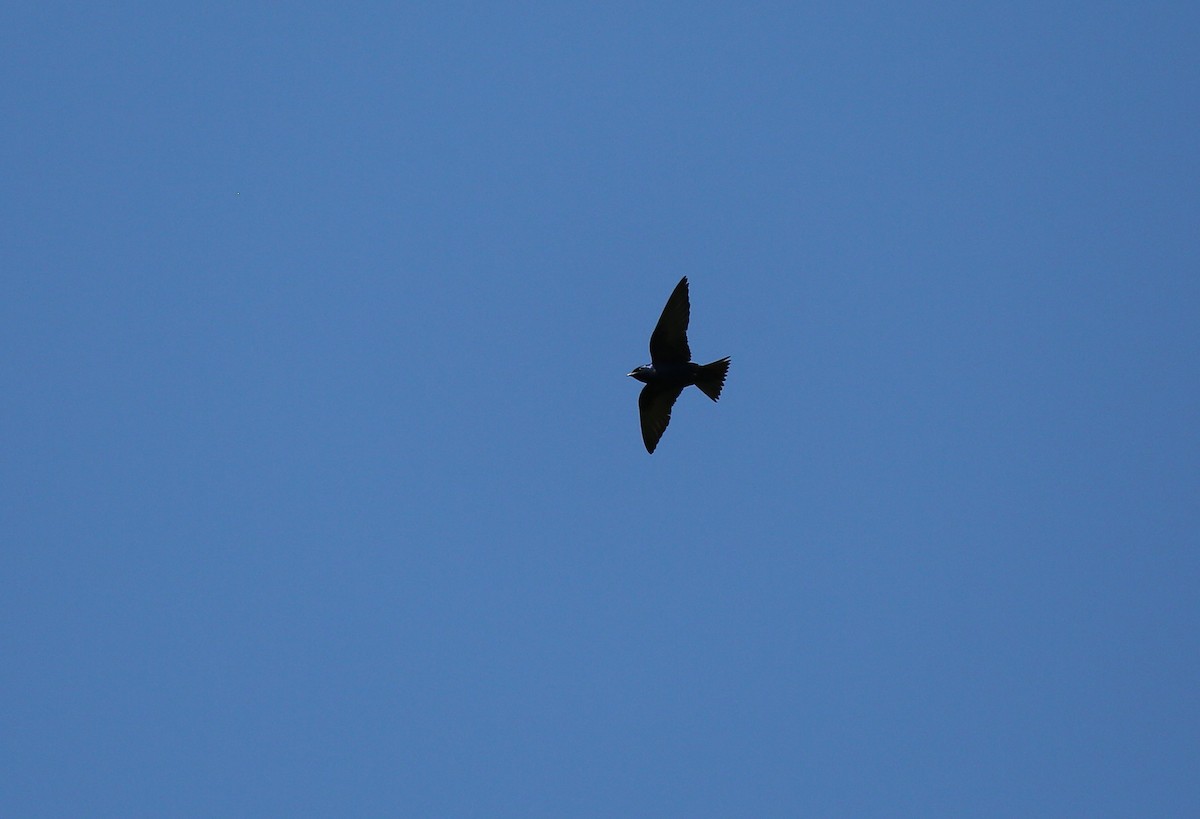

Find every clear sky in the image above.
[3,3,1198,816]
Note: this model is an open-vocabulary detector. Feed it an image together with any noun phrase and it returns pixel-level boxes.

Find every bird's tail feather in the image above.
[695,357,730,402]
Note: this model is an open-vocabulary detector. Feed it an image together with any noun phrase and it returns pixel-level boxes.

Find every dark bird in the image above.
[628,276,730,453]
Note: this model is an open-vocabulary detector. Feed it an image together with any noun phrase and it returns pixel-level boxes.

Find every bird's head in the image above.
[627,364,653,383]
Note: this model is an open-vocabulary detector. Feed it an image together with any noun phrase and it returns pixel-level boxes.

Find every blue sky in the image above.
[3,3,1198,816]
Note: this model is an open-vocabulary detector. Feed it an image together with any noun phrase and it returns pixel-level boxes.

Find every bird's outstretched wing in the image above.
[638,383,684,453]
[648,276,691,366]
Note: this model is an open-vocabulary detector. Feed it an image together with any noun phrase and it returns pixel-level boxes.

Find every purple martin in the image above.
[628,276,730,453]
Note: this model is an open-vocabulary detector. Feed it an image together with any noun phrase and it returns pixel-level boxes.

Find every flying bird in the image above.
[628,277,730,453]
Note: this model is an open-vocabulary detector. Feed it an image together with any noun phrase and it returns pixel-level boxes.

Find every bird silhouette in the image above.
[628,277,729,453]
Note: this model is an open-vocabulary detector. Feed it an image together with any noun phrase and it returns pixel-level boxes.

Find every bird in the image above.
[628,276,730,453]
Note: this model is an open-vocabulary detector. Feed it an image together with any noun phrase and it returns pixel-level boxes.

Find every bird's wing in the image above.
[638,383,684,453]
[648,276,691,366]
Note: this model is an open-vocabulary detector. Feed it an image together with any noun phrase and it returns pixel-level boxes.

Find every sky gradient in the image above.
[3,3,1198,816]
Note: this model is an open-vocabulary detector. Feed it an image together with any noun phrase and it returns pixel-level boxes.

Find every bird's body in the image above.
[628,360,718,392]
[628,277,729,453]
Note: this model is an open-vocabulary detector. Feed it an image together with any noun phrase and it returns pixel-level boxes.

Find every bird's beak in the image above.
[626,371,636,377]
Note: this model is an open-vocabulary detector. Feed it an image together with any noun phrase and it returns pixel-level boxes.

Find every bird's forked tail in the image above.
[695,357,730,402]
